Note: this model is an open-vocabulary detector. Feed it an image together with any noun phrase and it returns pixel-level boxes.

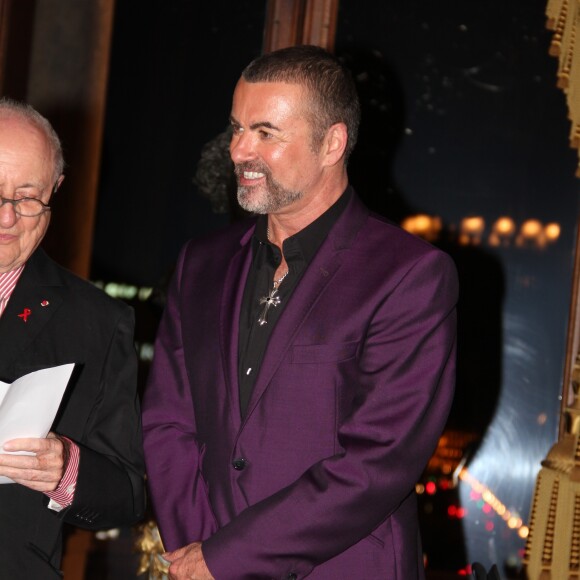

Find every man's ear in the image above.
[53,175,65,195]
[322,123,348,167]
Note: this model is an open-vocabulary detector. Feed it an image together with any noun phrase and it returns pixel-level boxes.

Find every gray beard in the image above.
[236,172,303,215]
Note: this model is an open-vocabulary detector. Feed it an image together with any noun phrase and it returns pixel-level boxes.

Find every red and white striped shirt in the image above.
[0,265,24,317]
[0,265,80,510]
[46,436,80,510]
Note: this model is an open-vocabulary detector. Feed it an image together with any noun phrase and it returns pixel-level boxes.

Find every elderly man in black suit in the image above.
[0,98,145,578]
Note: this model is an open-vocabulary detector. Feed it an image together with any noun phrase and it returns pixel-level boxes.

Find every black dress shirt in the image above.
[238,187,352,417]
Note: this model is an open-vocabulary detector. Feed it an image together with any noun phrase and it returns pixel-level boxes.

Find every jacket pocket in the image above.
[26,543,64,578]
[290,341,358,364]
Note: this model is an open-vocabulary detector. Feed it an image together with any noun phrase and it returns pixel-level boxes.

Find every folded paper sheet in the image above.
[0,363,75,484]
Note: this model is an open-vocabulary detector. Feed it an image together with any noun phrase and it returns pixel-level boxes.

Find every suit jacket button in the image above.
[232,458,247,470]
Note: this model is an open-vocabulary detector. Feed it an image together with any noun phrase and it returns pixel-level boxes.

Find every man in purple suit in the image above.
[142,45,458,580]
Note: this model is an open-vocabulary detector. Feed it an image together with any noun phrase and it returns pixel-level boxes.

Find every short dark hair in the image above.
[242,45,360,161]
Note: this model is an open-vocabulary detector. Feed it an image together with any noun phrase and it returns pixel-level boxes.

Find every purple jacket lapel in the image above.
[243,194,370,420]
[219,224,255,428]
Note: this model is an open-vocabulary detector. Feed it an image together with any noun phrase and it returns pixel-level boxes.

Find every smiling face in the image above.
[0,114,59,273]
[229,80,331,217]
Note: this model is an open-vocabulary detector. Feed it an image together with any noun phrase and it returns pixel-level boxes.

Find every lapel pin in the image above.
[18,308,31,322]
[41,300,49,307]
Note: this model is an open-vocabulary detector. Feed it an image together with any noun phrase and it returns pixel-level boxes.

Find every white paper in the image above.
[0,363,75,484]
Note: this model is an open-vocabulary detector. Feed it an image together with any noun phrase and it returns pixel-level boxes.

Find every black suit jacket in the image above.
[0,249,145,579]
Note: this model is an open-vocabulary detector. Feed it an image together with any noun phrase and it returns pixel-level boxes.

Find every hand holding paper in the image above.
[0,433,67,491]
[0,364,75,486]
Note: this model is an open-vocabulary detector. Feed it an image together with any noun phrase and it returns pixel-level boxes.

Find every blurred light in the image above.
[399,215,562,250]
[138,287,153,301]
[521,219,543,238]
[448,505,457,517]
[519,526,529,539]
[138,342,154,362]
[507,517,520,529]
[537,413,547,426]
[95,528,120,540]
[485,521,495,532]
[425,481,437,495]
[494,216,516,236]
[416,483,425,494]
[462,216,485,234]
[459,216,485,246]
[105,281,138,300]
[95,280,154,302]
[545,222,561,242]
[459,468,528,536]
[401,214,442,242]
[516,219,546,248]
[489,216,516,247]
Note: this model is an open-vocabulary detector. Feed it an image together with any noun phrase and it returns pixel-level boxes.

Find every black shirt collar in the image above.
[253,186,352,265]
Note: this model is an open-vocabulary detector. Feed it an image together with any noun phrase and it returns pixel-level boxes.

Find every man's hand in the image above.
[164,542,215,580]
[0,432,66,492]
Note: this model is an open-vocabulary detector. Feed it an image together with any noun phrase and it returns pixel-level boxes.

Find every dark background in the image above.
[89,1,580,577]
[92,0,266,285]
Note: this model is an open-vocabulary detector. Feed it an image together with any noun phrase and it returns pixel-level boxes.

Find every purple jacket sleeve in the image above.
[142,248,218,550]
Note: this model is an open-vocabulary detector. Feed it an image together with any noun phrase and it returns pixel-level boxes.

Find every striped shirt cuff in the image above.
[45,437,80,511]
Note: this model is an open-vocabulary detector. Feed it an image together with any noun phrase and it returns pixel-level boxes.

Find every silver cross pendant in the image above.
[258,287,281,326]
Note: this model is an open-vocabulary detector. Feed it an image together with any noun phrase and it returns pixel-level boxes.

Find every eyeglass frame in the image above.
[0,179,60,217]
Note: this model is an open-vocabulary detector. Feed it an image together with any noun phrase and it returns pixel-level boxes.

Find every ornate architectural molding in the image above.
[546,0,580,177]
[524,5,580,576]
[524,352,580,578]
[524,213,580,577]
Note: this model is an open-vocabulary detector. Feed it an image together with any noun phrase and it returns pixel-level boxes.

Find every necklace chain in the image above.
[267,226,288,287]
[258,225,289,325]
[273,269,289,287]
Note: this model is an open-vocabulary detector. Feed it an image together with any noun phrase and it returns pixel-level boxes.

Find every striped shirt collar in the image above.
[0,265,25,316]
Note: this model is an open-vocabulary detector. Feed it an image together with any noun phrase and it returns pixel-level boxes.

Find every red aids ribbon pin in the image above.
[18,308,31,322]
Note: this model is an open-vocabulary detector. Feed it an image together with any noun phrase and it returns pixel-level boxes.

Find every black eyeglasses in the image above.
[0,197,51,217]
[0,180,58,217]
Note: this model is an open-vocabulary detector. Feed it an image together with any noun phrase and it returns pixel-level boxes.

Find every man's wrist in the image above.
[45,437,79,510]
[54,434,71,475]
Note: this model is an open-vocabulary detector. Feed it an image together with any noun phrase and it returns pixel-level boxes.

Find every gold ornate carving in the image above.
[135,520,169,579]
[524,353,580,577]
[546,0,580,177]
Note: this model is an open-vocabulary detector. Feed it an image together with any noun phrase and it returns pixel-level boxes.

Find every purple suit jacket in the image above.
[142,191,458,579]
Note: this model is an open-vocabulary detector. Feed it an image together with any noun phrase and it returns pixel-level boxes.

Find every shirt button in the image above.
[232,458,247,470]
